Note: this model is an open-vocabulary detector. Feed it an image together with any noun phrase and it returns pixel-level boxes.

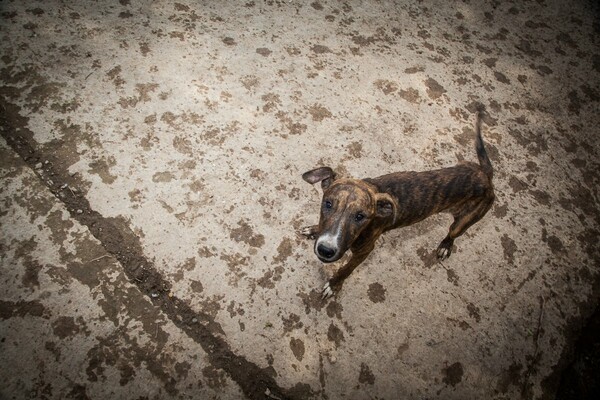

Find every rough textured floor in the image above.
[1,1,599,399]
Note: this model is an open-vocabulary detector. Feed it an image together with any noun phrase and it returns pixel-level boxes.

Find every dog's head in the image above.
[302,167,397,263]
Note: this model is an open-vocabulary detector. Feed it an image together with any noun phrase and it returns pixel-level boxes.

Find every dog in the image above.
[300,108,494,299]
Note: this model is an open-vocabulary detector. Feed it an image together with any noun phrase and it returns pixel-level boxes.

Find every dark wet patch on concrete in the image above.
[359,363,375,385]
[374,79,397,95]
[447,268,459,286]
[544,234,565,255]
[88,156,117,185]
[0,299,47,319]
[273,237,293,264]
[326,300,343,319]
[170,361,191,384]
[496,363,524,394]
[152,171,175,183]
[86,329,177,392]
[311,44,331,54]
[257,266,285,289]
[297,289,326,314]
[220,251,249,286]
[68,259,105,289]
[202,365,228,389]
[21,258,43,289]
[442,362,464,387]
[466,303,481,323]
[290,337,305,361]
[507,127,548,157]
[256,47,272,57]
[346,141,362,159]
[229,219,265,248]
[424,78,446,100]
[367,282,386,303]
[14,237,41,289]
[501,234,517,264]
[399,87,421,104]
[494,71,510,84]
[529,189,551,206]
[416,246,437,268]
[226,301,245,318]
[508,176,528,193]
[308,104,332,121]
[25,82,65,112]
[447,317,471,331]
[222,37,236,46]
[282,313,303,333]
[327,322,344,347]
[10,179,52,223]
[52,316,90,339]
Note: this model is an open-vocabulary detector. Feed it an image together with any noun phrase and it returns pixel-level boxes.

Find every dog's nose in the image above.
[317,244,336,259]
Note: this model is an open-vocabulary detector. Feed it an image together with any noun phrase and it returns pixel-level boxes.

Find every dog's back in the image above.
[367,107,494,228]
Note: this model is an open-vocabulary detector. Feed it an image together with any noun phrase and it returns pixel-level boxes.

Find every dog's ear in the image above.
[302,167,336,189]
[374,193,397,221]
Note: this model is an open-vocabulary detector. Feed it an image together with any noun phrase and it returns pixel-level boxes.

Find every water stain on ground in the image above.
[442,362,464,387]
[229,219,265,248]
[289,337,305,361]
[424,78,447,100]
[367,282,386,303]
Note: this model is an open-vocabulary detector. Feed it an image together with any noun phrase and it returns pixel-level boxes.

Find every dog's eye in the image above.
[355,212,365,222]
[323,200,332,209]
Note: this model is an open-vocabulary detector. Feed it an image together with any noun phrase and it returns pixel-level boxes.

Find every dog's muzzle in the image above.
[315,230,342,262]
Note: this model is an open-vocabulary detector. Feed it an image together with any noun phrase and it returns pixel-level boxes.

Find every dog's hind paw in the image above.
[436,246,451,260]
[322,282,335,300]
[436,238,454,260]
[298,225,318,240]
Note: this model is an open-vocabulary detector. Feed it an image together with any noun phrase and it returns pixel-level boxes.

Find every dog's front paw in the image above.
[298,225,318,240]
[321,281,335,300]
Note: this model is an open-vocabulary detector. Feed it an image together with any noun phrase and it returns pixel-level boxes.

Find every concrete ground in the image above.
[1,0,599,399]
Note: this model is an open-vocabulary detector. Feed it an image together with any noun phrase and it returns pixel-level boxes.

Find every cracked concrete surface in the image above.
[1,0,599,399]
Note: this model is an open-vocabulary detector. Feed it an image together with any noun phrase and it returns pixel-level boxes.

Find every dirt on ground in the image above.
[1,1,599,399]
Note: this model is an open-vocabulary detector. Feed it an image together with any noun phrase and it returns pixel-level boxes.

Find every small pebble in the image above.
[76,209,83,214]
[151,293,159,298]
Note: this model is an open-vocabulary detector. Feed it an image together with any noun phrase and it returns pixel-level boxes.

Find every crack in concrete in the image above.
[0,99,305,400]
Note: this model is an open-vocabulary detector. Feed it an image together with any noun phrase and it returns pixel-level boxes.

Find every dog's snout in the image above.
[317,244,336,260]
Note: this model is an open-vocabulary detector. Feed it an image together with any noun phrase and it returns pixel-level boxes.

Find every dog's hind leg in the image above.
[437,197,494,260]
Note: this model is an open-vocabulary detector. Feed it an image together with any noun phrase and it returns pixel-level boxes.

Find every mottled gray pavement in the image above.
[1,1,599,399]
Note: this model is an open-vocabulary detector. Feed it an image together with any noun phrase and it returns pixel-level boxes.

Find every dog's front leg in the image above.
[322,245,375,299]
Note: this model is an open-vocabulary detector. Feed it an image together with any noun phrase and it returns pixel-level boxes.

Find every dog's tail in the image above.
[475,105,493,180]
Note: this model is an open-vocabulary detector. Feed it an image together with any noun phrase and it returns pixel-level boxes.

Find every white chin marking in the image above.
[316,233,337,249]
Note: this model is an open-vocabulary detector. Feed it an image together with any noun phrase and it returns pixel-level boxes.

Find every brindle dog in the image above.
[301,108,494,299]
